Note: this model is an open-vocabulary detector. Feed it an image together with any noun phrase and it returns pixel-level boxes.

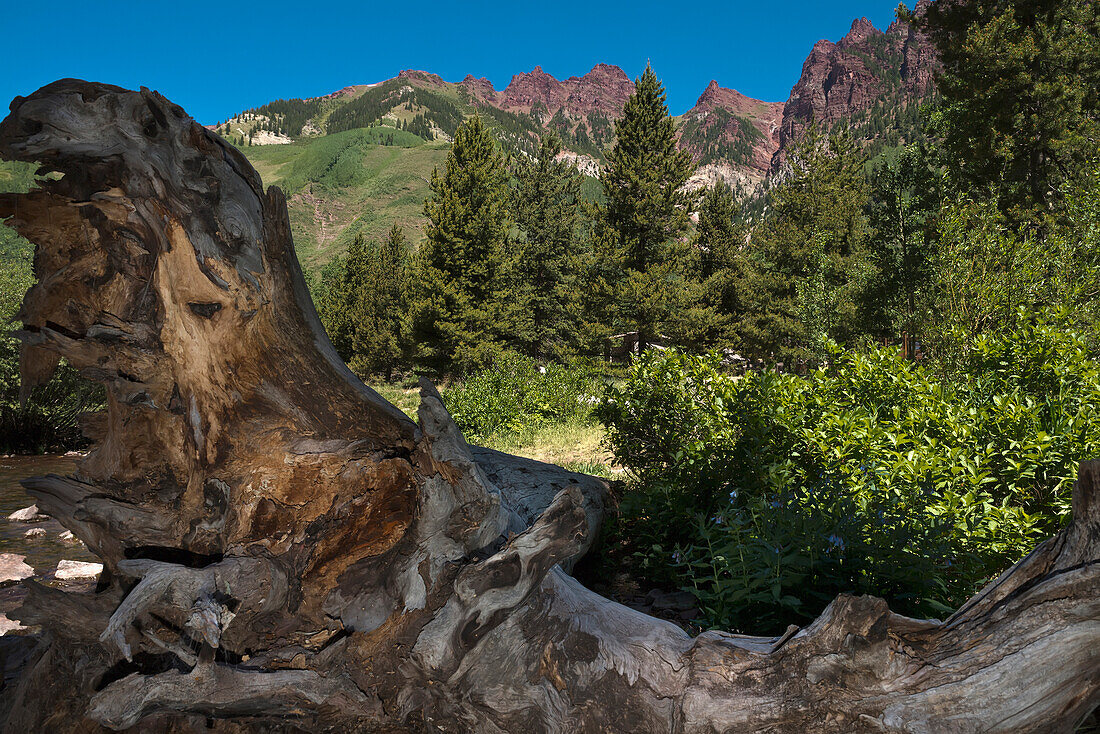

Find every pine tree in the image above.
[912,0,1100,222]
[739,127,871,363]
[505,131,584,361]
[694,181,743,282]
[412,115,510,374]
[318,234,371,363]
[350,223,410,380]
[861,144,942,339]
[601,65,695,352]
[676,180,747,349]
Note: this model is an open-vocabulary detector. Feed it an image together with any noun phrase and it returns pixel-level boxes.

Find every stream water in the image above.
[0,454,98,574]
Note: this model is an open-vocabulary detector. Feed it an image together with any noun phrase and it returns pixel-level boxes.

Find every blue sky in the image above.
[2,1,905,125]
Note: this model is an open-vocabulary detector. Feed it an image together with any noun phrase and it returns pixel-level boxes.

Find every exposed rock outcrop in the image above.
[678,80,785,188]
[775,2,936,166]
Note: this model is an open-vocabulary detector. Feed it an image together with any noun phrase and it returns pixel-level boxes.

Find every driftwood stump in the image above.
[0,80,1097,733]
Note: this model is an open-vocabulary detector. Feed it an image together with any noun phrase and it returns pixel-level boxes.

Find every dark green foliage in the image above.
[402,89,464,137]
[443,354,599,444]
[504,132,584,361]
[861,143,942,338]
[474,104,544,158]
[600,322,1100,632]
[277,128,424,194]
[925,178,1100,354]
[325,80,407,133]
[548,108,571,138]
[738,128,871,363]
[406,113,435,140]
[601,65,696,351]
[243,97,324,137]
[679,111,766,169]
[585,111,614,150]
[913,0,1100,221]
[318,225,412,380]
[674,181,747,349]
[412,116,510,374]
[316,235,364,362]
[327,82,464,138]
[0,219,103,453]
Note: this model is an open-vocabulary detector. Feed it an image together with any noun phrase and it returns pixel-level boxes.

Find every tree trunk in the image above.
[0,80,1098,733]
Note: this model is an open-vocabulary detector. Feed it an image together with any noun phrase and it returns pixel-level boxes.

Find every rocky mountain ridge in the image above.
[225,8,936,193]
[777,0,935,162]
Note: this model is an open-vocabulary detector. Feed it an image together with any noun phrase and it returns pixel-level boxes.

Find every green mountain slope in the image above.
[240,128,449,269]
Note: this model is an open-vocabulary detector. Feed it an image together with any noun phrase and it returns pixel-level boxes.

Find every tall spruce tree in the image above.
[350,223,410,380]
[506,131,584,361]
[413,115,509,374]
[912,0,1100,222]
[739,128,870,363]
[317,228,411,380]
[602,65,695,352]
[862,144,942,340]
[318,234,370,362]
[676,180,747,349]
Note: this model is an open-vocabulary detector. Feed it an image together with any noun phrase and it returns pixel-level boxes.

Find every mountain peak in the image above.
[460,74,498,102]
[396,69,445,87]
[580,63,631,83]
[840,17,883,46]
[498,63,635,116]
[777,9,936,169]
[690,80,777,117]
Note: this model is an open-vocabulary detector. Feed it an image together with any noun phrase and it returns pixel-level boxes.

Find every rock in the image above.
[23,527,46,539]
[0,554,34,584]
[775,9,936,166]
[7,505,48,523]
[54,560,102,581]
[0,612,26,636]
[58,530,81,544]
[680,83,785,187]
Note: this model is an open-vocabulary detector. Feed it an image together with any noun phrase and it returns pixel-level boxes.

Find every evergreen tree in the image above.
[318,234,371,363]
[350,223,411,380]
[912,0,1100,221]
[505,131,584,361]
[601,65,696,351]
[739,128,871,363]
[676,180,747,349]
[862,144,942,339]
[412,115,510,374]
[318,228,411,380]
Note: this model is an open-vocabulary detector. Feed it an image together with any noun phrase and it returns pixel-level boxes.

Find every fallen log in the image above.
[0,80,1096,733]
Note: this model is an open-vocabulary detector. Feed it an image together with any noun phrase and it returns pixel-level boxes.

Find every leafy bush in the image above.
[599,316,1100,633]
[444,354,600,444]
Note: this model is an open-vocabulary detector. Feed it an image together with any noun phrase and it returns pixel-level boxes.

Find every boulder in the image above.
[7,505,47,523]
[54,560,103,581]
[0,612,26,636]
[0,554,34,584]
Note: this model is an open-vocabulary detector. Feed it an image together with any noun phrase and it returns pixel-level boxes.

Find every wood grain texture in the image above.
[0,80,1096,733]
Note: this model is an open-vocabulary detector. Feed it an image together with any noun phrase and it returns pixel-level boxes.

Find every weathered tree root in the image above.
[0,80,1096,733]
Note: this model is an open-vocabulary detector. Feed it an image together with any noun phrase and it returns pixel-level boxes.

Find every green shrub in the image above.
[444,354,599,444]
[599,316,1100,633]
